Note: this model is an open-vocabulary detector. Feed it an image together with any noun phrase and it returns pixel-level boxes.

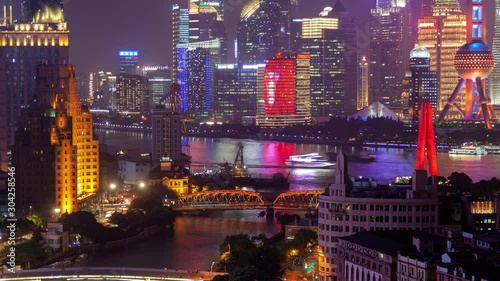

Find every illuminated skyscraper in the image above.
[172,0,190,81]
[116,75,147,114]
[370,0,413,106]
[256,53,310,127]
[142,66,172,112]
[14,64,99,215]
[0,3,69,172]
[409,46,438,127]
[237,0,292,65]
[177,39,222,121]
[119,50,139,75]
[213,64,240,123]
[490,0,500,105]
[417,0,466,114]
[357,56,369,110]
[302,4,357,117]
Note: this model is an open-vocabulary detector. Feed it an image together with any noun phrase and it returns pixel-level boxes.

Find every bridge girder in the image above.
[272,190,324,209]
[175,190,266,210]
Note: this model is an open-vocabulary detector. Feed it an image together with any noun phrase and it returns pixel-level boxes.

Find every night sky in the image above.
[60,0,492,75]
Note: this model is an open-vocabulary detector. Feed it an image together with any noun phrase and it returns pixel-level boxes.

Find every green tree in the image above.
[228,266,259,281]
[448,172,473,193]
[26,213,44,227]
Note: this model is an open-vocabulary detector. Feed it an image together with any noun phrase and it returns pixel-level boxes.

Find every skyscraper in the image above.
[172,0,190,81]
[0,2,69,172]
[142,66,172,113]
[197,0,227,62]
[256,53,311,127]
[417,0,466,114]
[370,0,413,106]
[213,64,240,123]
[489,0,500,105]
[119,51,139,75]
[302,4,358,117]
[177,39,222,121]
[14,64,99,215]
[116,75,147,114]
[237,0,292,65]
[409,46,438,127]
[357,56,369,110]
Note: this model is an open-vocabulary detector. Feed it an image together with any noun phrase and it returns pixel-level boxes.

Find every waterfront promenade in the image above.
[0,267,222,281]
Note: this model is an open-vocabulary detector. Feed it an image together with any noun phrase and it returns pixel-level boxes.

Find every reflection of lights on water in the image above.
[291,168,319,177]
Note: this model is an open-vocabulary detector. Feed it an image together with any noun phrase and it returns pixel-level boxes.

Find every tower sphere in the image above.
[454,41,494,80]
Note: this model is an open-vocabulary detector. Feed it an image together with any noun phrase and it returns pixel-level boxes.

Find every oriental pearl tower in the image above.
[437,0,495,129]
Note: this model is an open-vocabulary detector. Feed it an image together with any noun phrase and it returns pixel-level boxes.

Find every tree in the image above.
[228,266,259,281]
[26,213,44,227]
[448,172,473,193]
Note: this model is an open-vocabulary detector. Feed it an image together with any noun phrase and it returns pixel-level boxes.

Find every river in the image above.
[85,129,500,270]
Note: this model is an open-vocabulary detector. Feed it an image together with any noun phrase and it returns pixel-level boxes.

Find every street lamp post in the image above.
[210,261,216,277]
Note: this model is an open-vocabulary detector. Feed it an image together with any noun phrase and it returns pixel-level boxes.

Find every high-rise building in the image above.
[152,104,183,163]
[357,56,369,110]
[256,53,311,127]
[116,75,147,114]
[409,46,438,125]
[197,1,227,63]
[213,64,240,123]
[177,39,222,121]
[302,4,358,117]
[0,2,69,172]
[172,0,190,81]
[237,63,264,124]
[489,0,500,105]
[417,0,466,114]
[142,66,172,113]
[119,50,139,75]
[237,0,292,65]
[370,0,413,106]
[13,64,99,216]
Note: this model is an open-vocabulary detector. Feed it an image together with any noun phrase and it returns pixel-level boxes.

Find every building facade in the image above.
[116,75,147,114]
[0,6,69,172]
[13,64,99,216]
[358,56,369,110]
[142,66,172,113]
[370,1,413,106]
[119,50,139,75]
[213,64,239,123]
[301,4,357,117]
[256,53,311,127]
[408,46,438,127]
[151,106,183,163]
[488,0,500,105]
[236,0,292,65]
[317,151,439,280]
[416,0,467,114]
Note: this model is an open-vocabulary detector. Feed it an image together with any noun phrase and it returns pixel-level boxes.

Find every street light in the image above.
[210,261,216,277]
[139,182,145,189]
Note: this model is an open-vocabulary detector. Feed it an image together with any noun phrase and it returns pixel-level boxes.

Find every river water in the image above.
[86,129,500,270]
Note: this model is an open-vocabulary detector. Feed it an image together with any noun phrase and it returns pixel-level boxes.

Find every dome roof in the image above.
[240,0,259,21]
[410,46,430,58]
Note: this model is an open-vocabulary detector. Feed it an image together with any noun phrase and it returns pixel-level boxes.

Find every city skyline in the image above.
[59,0,491,74]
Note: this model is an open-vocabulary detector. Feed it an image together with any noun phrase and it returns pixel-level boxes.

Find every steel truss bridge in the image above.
[173,190,323,211]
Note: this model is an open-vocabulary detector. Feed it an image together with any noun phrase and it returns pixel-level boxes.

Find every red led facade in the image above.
[264,59,295,115]
[416,102,438,176]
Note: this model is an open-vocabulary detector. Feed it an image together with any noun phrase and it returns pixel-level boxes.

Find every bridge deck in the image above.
[1,267,221,281]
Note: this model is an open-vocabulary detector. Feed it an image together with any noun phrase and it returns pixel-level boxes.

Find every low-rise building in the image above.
[42,222,69,252]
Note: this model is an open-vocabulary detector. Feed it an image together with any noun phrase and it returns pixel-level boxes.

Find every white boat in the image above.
[285,153,335,168]
[448,146,487,155]
[482,145,500,154]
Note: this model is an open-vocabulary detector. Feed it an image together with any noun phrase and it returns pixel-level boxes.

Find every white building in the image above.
[317,150,439,280]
